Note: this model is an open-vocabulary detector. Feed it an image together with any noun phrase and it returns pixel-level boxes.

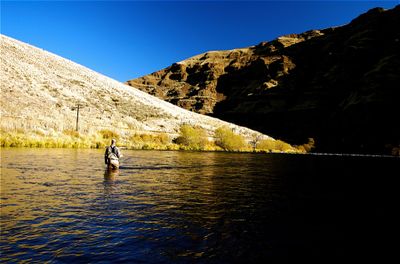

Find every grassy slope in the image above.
[1,35,302,152]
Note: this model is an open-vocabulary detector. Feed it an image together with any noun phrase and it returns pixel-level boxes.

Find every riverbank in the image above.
[0,129,304,154]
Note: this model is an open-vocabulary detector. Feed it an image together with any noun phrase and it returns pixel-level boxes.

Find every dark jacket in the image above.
[105,145,121,164]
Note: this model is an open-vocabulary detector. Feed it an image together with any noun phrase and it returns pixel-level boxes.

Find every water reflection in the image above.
[1,149,398,263]
[104,168,119,183]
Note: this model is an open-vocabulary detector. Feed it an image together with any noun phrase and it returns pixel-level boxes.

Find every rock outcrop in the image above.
[127,6,400,154]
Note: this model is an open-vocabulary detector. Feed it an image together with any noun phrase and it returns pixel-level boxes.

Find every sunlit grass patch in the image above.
[174,124,208,150]
[0,130,104,149]
[0,126,304,154]
[63,129,80,138]
[99,129,120,140]
[214,126,246,151]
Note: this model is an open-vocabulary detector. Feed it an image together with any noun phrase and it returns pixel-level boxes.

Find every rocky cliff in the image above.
[127,6,400,154]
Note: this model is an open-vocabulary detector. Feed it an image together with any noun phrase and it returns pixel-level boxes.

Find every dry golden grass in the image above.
[214,126,246,151]
[174,124,208,150]
[0,129,167,150]
[99,129,120,140]
[1,127,306,154]
[257,138,299,153]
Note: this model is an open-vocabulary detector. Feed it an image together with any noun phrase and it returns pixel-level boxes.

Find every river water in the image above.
[0,149,398,263]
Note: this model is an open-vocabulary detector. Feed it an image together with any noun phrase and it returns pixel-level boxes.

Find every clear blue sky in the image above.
[1,1,398,81]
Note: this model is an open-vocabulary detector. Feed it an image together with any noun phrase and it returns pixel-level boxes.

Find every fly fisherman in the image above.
[105,139,121,169]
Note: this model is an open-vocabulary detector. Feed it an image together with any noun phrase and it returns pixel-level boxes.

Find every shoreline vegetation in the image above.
[0,125,315,154]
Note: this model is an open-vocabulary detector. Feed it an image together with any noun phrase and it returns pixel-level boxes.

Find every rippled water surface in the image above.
[1,149,398,263]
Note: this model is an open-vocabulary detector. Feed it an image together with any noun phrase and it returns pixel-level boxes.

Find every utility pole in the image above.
[76,104,80,132]
[72,104,84,132]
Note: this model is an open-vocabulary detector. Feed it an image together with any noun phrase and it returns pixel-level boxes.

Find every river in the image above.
[0,149,398,263]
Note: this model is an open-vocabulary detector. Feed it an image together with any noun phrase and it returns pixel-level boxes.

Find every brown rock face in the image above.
[127,6,400,154]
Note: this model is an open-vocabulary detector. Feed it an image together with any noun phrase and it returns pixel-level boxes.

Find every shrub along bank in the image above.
[0,125,311,153]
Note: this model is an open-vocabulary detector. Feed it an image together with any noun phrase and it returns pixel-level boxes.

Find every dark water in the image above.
[1,149,398,263]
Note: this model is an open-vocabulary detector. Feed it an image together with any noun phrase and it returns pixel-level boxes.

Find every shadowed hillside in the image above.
[0,34,272,148]
[127,5,400,155]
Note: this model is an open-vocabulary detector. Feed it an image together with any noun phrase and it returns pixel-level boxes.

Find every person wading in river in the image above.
[105,139,121,169]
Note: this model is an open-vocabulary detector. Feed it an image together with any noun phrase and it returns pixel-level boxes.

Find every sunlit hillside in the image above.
[0,34,281,150]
